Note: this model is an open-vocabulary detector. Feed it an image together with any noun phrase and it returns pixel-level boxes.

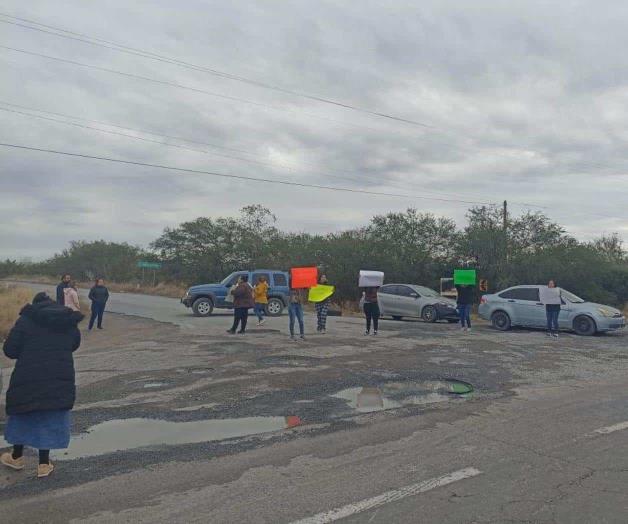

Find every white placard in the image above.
[359,270,384,287]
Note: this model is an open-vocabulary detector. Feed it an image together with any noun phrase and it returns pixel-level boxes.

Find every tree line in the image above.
[2,204,627,306]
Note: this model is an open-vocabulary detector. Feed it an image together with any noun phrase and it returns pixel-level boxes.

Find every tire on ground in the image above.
[392,315,403,321]
[192,297,214,317]
[421,305,438,323]
[573,315,596,336]
[265,298,284,317]
[491,310,511,331]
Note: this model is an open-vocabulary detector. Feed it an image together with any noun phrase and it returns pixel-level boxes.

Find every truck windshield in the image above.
[221,273,240,286]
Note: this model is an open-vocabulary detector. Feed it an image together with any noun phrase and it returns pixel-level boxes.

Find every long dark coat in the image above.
[3,299,83,415]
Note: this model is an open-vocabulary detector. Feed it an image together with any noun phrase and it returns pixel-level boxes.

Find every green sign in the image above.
[454,269,476,285]
[137,261,162,270]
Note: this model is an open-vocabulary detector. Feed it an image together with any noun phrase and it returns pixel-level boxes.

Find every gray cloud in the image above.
[1,0,627,260]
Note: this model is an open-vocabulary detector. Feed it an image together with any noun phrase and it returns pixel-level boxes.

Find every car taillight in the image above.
[480,296,487,304]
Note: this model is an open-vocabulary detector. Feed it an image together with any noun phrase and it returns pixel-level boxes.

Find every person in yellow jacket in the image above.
[253,276,269,325]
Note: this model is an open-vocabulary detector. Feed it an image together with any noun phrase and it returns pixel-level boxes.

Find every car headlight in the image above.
[438,302,454,307]
[598,307,614,317]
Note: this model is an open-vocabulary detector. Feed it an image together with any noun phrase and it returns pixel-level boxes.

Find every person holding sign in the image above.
[454,269,476,332]
[359,270,384,336]
[227,276,254,335]
[288,288,306,340]
[313,274,333,334]
[540,279,562,337]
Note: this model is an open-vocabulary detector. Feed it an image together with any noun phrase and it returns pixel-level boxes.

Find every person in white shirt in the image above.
[540,280,562,337]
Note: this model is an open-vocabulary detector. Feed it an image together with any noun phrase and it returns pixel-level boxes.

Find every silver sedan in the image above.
[378,284,459,323]
[479,285,626,335]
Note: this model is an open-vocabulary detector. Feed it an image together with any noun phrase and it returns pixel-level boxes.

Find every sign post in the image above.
[137,261,162,287]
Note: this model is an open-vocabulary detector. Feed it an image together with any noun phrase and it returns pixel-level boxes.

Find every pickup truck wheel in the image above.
[265,298,284,317]
[491,311,511,331]
[421,305,438,323]
[573,315,596,336]
[192,297,214,317]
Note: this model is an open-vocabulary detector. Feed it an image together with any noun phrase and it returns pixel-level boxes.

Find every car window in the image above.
[379,285,397,295]
[252,273,271,286]
[397,286,416,297]
[225,273,246,286]
[499,288,540,301]
[415,286,438,297]
[273,273,287,287]
[560,289,585,303]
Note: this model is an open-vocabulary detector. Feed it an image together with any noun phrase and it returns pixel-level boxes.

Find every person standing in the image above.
[540,279,562,338]
[288,288,306,340]
[227,275,254,334]
[315,274,332,334]
[362,286,380,336]
[1,292,83,478]
[455,284,474,332]
[63,281,80,312]
[88,278,109,330]
[56,274,71,305]
[253,276,269,326]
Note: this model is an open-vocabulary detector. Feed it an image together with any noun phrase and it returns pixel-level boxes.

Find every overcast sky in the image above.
[2,0,627,260]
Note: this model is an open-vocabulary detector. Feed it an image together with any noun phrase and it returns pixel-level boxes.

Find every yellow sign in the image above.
[308,285,335,303]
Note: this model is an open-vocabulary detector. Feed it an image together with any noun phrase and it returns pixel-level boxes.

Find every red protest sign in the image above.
[291,267,318,289]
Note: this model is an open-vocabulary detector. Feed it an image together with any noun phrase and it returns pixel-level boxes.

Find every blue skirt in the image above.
[4,410,71,450]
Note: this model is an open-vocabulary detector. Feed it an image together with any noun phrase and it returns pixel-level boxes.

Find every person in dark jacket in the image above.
[227,275,254,334]
[88,278,109,330]
[56,274,71,305]
[455,284,474,332]
[1,292,83,478]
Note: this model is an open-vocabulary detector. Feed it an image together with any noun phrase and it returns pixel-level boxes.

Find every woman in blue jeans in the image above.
[541,280,561,337]
[288,289,306,340]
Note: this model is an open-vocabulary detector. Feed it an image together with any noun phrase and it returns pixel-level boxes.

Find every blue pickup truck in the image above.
[181,269,291,317]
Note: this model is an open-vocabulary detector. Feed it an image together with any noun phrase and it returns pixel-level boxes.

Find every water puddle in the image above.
[142,382,169,389]
[40,415,304,460]
[332,380,472,414]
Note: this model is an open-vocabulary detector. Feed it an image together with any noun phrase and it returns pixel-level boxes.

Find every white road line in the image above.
[592,421,628,435]
[289,467,482,524]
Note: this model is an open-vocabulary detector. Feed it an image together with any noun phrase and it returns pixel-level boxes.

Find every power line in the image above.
[0,103,495,203]
[0,142,498,206]
[0,45,391,135]
[0,12,432,128]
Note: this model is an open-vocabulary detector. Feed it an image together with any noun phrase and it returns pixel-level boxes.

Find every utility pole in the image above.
[503,200,508,262]
[503,200,508,231]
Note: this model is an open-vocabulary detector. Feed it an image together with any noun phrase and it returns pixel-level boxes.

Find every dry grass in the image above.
[0,284,32,341]
[3,275,186,299]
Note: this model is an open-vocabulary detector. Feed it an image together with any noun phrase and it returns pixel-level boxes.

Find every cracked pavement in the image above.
[1,287,627,523]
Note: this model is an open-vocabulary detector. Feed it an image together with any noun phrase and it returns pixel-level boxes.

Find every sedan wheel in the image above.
[573,315,596,336]
[491,311,511,331]
[421,305,438,323]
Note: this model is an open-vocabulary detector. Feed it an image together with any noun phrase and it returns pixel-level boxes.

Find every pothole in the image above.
[52,415,304,460]
[331,379,473,414]
[258,355,321,367]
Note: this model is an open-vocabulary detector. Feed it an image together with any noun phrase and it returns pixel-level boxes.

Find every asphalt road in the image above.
[1,283,628,523]
[8,281,220,327]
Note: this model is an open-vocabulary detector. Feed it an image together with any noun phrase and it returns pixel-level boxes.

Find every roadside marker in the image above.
[289,467,482,524]
[592,421,628,435]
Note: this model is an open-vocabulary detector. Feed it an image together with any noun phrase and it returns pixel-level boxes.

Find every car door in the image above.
[396,285,421,317]
[377,285,399,316]
[499,287,545,326]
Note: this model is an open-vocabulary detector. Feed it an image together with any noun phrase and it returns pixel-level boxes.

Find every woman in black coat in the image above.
[1,292,83,478]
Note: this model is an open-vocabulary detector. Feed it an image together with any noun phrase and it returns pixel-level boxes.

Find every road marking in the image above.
[592,421,628,435]
[289,467,481,524]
